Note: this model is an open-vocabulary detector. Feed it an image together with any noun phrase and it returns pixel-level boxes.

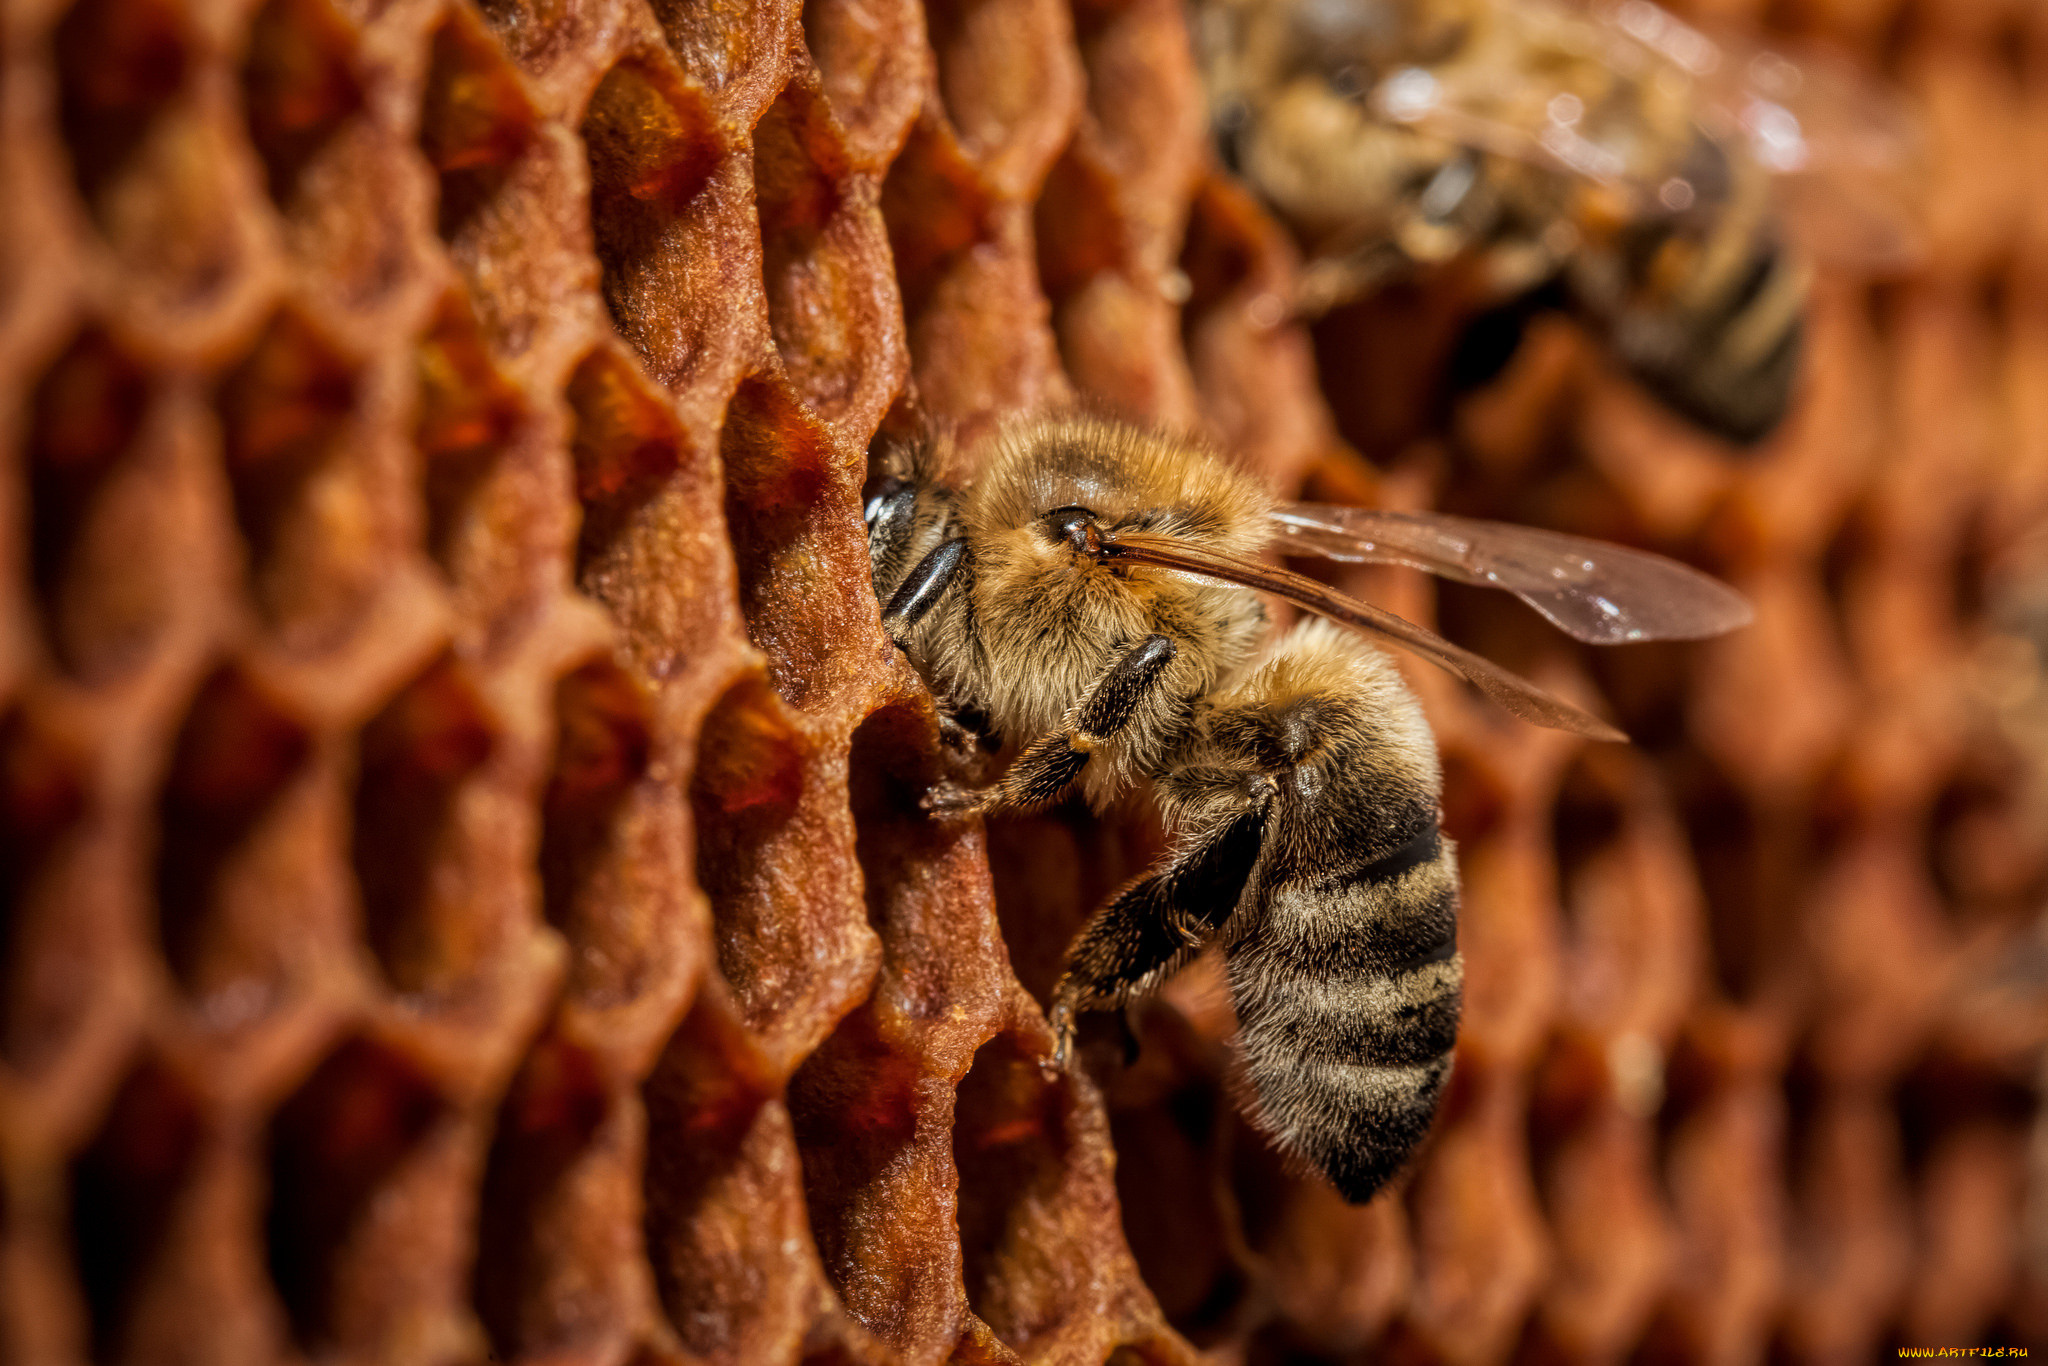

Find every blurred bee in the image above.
[866,412,1749,1199]
[1191,0,1920,442]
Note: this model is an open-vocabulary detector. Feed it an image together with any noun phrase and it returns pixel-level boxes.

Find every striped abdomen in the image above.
[1226,817,1462,1203]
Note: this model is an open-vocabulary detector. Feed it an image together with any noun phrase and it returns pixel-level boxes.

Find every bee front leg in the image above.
[925,635,1178,816]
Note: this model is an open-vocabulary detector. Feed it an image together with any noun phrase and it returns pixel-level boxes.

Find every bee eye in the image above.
[863,475,912,529]
[1042,505,1099,552]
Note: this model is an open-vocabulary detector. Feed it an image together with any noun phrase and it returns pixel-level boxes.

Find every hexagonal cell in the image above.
[53,0,192,213]
[539,657,695,1010]
[69,1054,205,1363]
[216,308,382,653]
[25,327,170,682]
[0,705,96,1073]
[951,1031,1084,1355]
[753,74,905,433]
[264,1035,448,1352]
[472,1032,624,1361]
[880,119,996,327]
[565,345,746,687]
[688,672,806,994]
[718,376,878,709]
[580,56,753,398]
[418,5,540,241]
[153,664,314,999]
[241,0,366,208]
[413,290,530,603]
[923,0,1080,191]
[800,0,925,167]
[786,1002,961,1357]
[645,0,794,118]
[349,654,498,994]
[640,987,815,1363]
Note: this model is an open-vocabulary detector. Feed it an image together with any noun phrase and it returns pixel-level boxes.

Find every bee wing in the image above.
[1269,503,1754,645]
[1101,530,1628,742]
[1368,0,1922,271]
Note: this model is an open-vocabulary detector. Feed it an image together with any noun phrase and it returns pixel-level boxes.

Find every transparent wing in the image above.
[1365,0,1922,270]
[1270,504,1753,645]
[1097,530,1628,742]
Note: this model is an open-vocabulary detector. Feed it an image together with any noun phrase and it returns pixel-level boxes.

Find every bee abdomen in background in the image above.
[1229,826,1463,1203]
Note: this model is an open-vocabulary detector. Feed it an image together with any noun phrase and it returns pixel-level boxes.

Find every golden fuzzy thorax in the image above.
[901,414,1274,804]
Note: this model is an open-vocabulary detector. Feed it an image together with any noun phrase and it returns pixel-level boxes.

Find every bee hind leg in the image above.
[1047,806,1266,1068]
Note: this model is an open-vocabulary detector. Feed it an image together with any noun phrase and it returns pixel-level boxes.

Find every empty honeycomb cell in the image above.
[472,1029,641,1362]
[67,1053,204,1362]
[645,0,798,122]
[52,0,192,214]
[718,377,884,709]
[753,71,907,437]
[152,662,318,1006]
[263,1033,451,1354]
[420,2,541,242]
[566,342,749,685]
[349,653,500,995]
[240,0,367,208]
[1105,1066,1244,1337]
[690,672,881,1065]
[1524,1086,1674,1362]
[26,326,182,683]
[216,307,393,653]
[845,702,1007,1033]
[1781,1085,1915,1359]
[800,0,926,169]
[880,116,996,324]
[273,113,437,319]
[787,1002,966,1362]
[639,985,826,1365]
[539,655,703,1012]
[923,0,1080,197]
[0,704,96,1073]
[1903,1120,2029,1344]
[416,289,525,481]
[581,54,765,418]
[1391,1067,1549,1364]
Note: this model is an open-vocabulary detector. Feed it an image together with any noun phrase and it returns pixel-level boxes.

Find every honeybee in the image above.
[1191,0,1920,442]
[866,413,1749,1200]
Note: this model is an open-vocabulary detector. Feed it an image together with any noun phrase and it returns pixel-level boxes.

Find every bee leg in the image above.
[1046,807,1266,1069]
[879,536,969,645]
[925,635,1178,815]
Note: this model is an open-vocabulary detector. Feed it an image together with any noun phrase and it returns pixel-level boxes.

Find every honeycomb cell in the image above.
[952,1031,1088,1355]
[581,54,761,409]
[472,1031,631,1362]
[153,663,314,1004]
[646,0,798,119]
[349,654,499,995]
[801,0,926,168]
[880,118,996,325]
[263,1034,449,1352]
[216,308,384,653]
[415,290,525,567]
[753,73,906,437]
[566,343,745,685]
[53,0,191,213]
[540,655,700,1011]
[718,376,881,710]
[419,4,541,242]
[924,0,1080,195]
[788,1003,964,1359]
[25,327,171,682]
[241,0,366,208]
[68,1054,203,1363]
[0,705,92,1072]
[640,987,819,1365]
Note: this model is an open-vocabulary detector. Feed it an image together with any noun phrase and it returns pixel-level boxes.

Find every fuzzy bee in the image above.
[865,413,1749,1200]
[1191,0,1920,443]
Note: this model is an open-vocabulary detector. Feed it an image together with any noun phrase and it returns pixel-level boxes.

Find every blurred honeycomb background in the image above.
[1,0,2044,1356]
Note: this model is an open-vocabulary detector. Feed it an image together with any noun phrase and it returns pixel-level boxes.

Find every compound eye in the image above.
[1041,505,1099,551]
[863,475,912,529]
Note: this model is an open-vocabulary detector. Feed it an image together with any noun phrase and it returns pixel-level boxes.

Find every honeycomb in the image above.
[1,0,2043,1356]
